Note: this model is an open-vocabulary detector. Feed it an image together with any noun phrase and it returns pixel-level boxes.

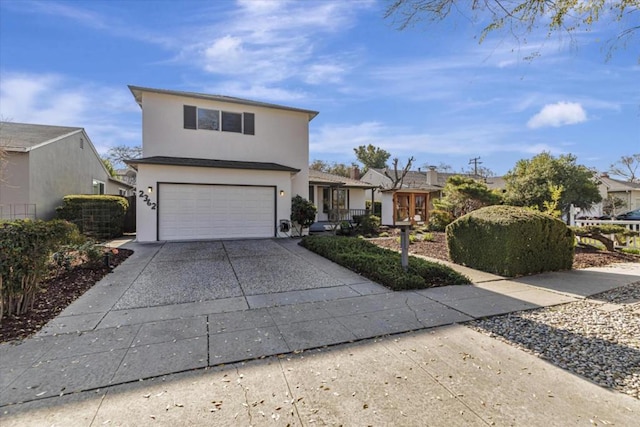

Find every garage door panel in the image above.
[159,184,275,240]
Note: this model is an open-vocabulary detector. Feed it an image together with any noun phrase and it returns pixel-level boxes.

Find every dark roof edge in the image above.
[125,156,300,173]
[128,85,319,121]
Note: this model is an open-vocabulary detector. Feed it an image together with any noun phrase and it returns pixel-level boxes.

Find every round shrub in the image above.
[428,209,453,231]
[446,205,574,277]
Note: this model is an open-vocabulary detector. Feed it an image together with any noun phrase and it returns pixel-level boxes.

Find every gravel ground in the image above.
[469,282,640,399]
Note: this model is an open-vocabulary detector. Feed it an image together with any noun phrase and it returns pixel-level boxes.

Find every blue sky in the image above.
[1,0,638,176]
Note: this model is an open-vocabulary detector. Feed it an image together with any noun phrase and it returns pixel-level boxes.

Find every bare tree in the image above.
[107,145,142,168]
[386,1,639,61]
[608,154,640,183]
[384,157,415,189]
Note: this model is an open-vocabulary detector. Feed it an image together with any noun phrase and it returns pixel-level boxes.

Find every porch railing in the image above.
[328,208,371,223]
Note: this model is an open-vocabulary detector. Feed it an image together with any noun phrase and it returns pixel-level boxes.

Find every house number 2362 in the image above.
[138,190,157,210]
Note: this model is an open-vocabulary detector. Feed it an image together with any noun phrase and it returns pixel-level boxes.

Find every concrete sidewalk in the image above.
[1,238,639,424]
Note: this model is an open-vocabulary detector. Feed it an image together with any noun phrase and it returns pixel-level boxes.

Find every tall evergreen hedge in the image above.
[56,195,128,239]
[446,205,574,277]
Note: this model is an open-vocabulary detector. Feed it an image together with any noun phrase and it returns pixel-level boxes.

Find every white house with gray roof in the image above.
[308,169,376,224]
[0,122,133,220]
[126,86,318,242]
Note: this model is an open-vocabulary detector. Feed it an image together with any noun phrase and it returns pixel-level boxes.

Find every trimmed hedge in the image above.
[1,219,82,318]
[300,236,470,290]
[446,205,574,277]
[56,195,128,239]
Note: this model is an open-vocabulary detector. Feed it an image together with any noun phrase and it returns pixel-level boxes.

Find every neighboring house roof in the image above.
[380,186,442,193]
[108,177,134,188]
[485,176,507,190]
[128,85,320,121]
[600,175,640,191]
[1,121,134,189]
[126,156,301,172]
[0,122,82,151]
[309,170,376,188]
[368,167,502,191]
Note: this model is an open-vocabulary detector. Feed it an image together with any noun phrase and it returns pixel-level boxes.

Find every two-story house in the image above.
[126,86,318,242]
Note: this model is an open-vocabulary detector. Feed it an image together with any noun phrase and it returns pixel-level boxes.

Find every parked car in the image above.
[615,208,640,221]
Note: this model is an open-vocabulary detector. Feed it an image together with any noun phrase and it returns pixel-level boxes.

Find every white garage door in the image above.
[159,184,275,240]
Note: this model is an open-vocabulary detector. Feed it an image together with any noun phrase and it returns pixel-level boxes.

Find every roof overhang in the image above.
[380,187,442,193]
[128,85,319,121]
[125,156,300,173]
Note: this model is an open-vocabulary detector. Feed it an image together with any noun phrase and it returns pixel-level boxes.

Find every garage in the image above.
[158,183,275,240]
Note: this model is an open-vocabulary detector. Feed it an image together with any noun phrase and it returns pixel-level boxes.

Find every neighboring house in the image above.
[308,169,376,223]
[361,166,503,226]
[0,122,134,220]
[600,174,640,212]
[125,86,318,242]
[116,167,137,186]
[580,173,640,217]
[361,167,444,226]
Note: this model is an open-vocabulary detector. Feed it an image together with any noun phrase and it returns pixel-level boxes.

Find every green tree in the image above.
[290,195,317,237]
[608,154,640,183]
[102,158,116,177]
[434,175,502,218]
[540,184,563,219]
[354,144,391,172]
[310,160,353,177]
[385,1,639,60]
[503,152,602,217]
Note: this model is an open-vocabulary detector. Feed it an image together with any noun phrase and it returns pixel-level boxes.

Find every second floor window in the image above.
[184,105,255,135]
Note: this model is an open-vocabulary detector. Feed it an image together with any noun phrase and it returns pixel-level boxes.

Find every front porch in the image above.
[309,208,371,233]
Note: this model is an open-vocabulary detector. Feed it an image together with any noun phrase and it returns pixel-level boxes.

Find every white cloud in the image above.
[178,0,371,99]
[310,121,559,160]
[0,72,140,154]
[203,81,309,103]
[527,101,588,129]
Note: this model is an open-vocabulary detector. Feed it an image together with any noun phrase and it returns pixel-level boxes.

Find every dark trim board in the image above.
[156,182,278,241]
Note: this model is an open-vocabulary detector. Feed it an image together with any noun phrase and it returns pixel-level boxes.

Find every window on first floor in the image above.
[309,185,315,203]
[322,188,349,213]
[92,179,105,195]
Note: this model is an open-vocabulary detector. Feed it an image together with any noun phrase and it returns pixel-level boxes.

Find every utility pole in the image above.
[468,156,482,175]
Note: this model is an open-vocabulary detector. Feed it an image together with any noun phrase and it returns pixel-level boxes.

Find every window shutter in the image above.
[243,112,255,135]
[184,105,197,129]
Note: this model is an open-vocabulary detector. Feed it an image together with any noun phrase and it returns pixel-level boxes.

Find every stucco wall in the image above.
[381,192,394,225]
[139,91,310,198]
[0,152,30,218]
[349,189,366,211]
[28,131,113,219]
[135,163,295,242]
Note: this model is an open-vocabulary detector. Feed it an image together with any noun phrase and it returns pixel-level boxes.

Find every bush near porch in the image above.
[300,236,470,290]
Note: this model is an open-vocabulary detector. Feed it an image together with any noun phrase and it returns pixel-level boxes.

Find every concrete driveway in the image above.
[111,239,373,310]
[2,238,640,420]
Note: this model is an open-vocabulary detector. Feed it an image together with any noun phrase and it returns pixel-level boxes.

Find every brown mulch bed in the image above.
[369,231,640,270]
[0,248,133,343]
